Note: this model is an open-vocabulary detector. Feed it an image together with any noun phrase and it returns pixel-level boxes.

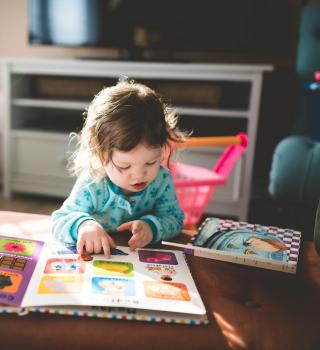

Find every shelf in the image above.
[11,129,70,139]
[12,98,249,118]
[5,58,273,79]
[13,98,89,111]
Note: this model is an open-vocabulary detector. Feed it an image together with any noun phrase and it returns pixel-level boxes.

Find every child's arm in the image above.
[51,174,102,244]
[139,171,184,244]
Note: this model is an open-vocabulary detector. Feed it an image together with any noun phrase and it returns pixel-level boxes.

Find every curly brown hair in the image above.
[69,80,186,179]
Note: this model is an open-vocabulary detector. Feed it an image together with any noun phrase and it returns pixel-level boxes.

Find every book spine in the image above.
[26,306,208,325]
[184,247,296,274]
[0,306,29,315]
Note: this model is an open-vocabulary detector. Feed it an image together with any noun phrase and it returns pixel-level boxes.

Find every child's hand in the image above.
[117,220,153,251]
[77,220,116,258]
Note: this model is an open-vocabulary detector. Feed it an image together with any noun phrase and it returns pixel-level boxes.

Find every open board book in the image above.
[0,235,207,325]
[163,217,301,274]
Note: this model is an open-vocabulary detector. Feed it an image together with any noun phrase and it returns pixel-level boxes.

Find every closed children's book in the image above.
[0,235,207,325]
[162,217,301,273]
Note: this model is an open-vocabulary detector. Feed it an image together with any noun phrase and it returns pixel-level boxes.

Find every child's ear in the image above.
[100,151,111,166]
[161,147,170,168]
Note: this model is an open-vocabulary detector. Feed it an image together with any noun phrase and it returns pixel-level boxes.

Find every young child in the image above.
[51,80,185,257]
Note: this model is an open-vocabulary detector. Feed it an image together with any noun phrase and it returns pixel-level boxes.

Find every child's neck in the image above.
[122,189,134,197]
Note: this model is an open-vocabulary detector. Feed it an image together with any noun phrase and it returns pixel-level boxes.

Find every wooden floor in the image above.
[0,191,64,216]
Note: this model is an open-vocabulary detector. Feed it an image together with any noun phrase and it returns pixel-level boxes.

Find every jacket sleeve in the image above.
[140,172,184,243]
[51,174,102,244]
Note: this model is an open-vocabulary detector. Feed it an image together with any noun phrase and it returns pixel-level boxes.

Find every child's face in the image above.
[105,143,162,195]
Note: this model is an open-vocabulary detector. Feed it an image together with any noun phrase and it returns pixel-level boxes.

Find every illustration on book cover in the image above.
[192,218,301,266]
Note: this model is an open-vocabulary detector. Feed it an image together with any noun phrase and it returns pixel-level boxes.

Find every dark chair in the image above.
[314,200,320,255]
[266,4,320,239]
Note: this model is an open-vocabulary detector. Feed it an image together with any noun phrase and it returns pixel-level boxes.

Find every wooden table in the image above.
[0,211,320,350]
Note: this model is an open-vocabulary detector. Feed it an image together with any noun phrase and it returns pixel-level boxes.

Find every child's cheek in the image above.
[152,165,161,179]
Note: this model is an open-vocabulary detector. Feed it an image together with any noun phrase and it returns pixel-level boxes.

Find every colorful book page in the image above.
[21,245,206,316]
[0,236,44,306]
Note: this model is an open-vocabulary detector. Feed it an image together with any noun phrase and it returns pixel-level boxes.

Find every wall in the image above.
[0,1,222,61]
[0,0,119,59]
[0,0,302,64]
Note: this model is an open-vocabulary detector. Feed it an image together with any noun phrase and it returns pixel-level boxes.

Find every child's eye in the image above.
[117,165,130,170]
[146,160,157,166]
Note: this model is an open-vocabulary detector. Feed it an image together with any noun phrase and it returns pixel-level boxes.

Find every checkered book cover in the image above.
[189,217,302,272]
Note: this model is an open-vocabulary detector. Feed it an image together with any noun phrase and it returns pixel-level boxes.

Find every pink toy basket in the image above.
[170,133,249,229]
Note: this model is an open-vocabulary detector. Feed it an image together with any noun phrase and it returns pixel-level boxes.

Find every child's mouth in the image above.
[131,182,147,190]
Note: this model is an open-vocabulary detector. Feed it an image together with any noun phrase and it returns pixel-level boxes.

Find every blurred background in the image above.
[0,0,319,240]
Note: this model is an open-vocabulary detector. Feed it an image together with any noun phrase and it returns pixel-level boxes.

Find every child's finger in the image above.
[85,241,94,254]
[93,240,102,254]
[101,238,110,258]
[129,241,139,251]
[128,235,138,250]
[117,221,133,232]
[76,238,85,255]
[132,221,142,234]
[128,234,144,251]
[106,234,117,249]
[129,239,143,251]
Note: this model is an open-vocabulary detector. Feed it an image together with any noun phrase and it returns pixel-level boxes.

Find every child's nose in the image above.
[132,167,146,178]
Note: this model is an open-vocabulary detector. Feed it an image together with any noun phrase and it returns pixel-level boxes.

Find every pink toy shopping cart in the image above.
[170,133,249,229]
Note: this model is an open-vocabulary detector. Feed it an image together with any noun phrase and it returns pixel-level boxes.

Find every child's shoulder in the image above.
[150,167,173,190]
[77,171,108,188]
[158,166,171,179]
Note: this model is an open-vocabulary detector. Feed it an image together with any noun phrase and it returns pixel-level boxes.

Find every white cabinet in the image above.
[10,131,75,197]
[1,58,272,220]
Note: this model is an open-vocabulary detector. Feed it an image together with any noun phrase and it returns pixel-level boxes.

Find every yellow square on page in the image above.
[38,275,84,294]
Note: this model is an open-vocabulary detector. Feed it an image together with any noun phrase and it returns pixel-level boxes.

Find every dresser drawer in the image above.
[11,131,73,178]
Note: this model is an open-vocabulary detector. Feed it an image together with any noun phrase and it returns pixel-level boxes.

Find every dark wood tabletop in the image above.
[0,211,319,350]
